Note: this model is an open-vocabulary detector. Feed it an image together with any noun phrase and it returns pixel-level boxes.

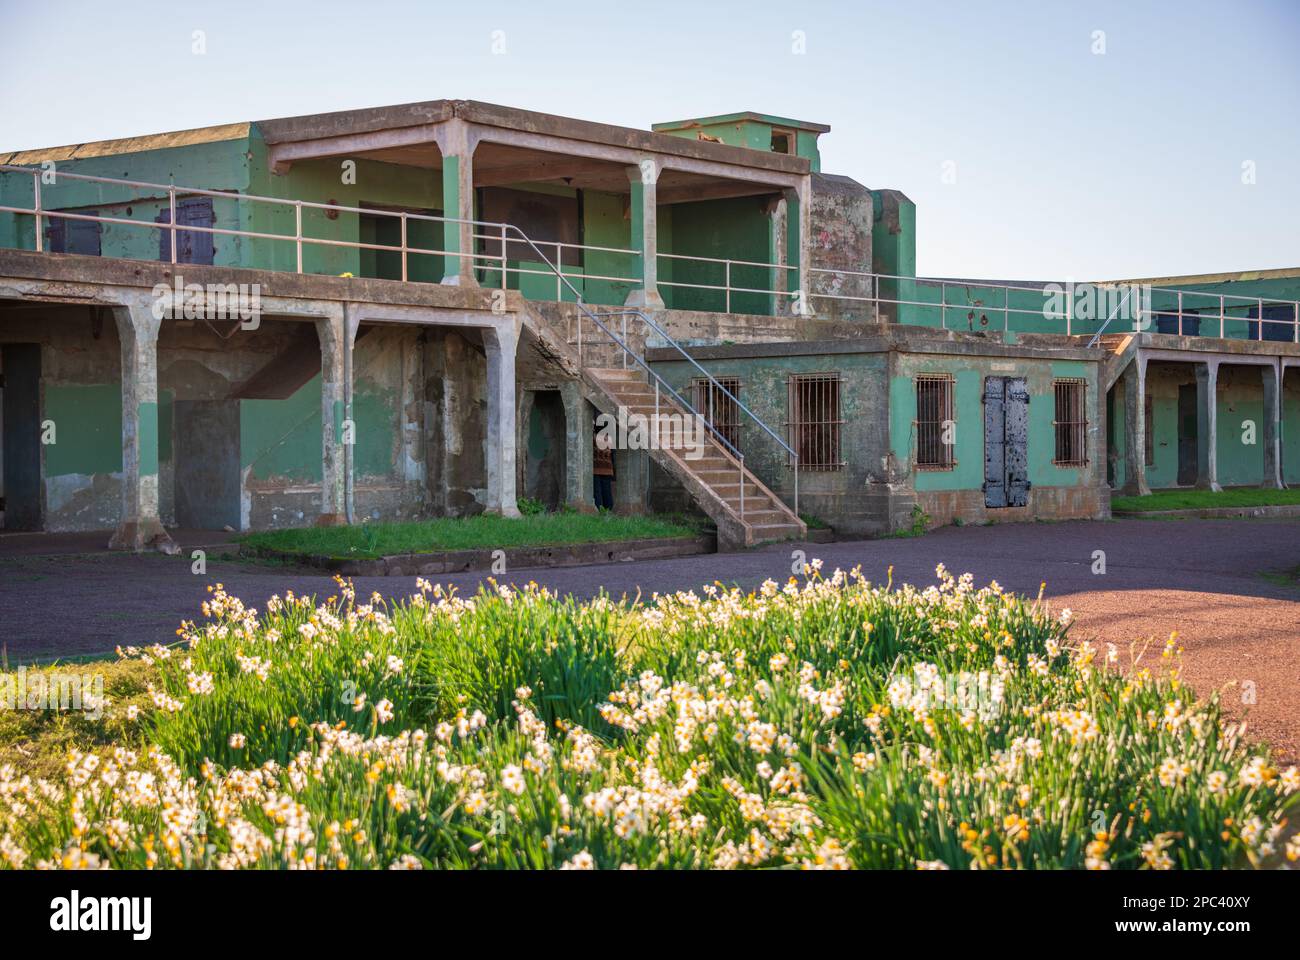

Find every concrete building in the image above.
[0,100,1296,550]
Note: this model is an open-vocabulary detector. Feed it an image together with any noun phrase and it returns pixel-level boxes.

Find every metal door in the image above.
[984,376,1030,508]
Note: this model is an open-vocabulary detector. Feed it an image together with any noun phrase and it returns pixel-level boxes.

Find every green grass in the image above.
[240,511,702,560]
[1111,487,1300,514]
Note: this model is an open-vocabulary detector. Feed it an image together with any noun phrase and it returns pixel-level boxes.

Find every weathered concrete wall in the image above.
[808,173,873,322]
[422,328,488,517]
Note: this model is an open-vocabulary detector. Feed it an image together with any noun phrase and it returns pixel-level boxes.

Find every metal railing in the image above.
[0,162,800,524]
[807,268,1300,344]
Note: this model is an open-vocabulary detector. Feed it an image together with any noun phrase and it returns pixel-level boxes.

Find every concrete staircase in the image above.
[584,365,805,548]
[1096,333,1138,392]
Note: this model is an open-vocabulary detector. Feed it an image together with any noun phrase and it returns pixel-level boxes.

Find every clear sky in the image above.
[1,0,1296,280]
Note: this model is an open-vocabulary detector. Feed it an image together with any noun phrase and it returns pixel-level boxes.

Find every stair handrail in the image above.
[1086,284,1140,349]
[494,223,800,521]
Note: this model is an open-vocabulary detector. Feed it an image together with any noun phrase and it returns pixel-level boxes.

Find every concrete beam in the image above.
[625,160,665,310]
[483,317,522,517]
[474,156,619,188]
[1120,355,1150,497]
[108,298,175,552]
[1195,359,1222,493]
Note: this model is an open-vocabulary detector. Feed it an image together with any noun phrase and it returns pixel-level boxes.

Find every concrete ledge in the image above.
[1112,504,1300,521]
[241,533,717,576]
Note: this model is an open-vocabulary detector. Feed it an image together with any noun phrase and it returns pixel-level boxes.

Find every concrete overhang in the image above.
[646,327,1107,364]
[256,99,809,199]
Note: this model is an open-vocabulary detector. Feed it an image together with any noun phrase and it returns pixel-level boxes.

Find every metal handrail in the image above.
[0,162,800,523]
[808,267,1300,343]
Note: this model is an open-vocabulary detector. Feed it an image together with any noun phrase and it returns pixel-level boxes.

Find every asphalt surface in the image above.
[2,518,1298,760]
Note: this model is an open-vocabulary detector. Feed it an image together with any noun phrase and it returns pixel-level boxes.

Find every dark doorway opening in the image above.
[1,343,43,530]
[1177,383,1197,486]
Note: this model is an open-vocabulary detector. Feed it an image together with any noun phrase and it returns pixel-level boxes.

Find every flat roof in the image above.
[3,100,810,176]
[1,122,250,165]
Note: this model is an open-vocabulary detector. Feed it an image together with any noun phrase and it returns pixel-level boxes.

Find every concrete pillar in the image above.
[783,186,810,316]
[1120,357,1151,497]
[484,318,522,517]
[766,195,788,318]
[109,301,174,552]
[625,160,665,310]
[615,447,648,515]
[1195,360,1222,492]
[435,120,478,287]
[315,312,347,525]
[561,381,595,512]
[1262,362,1284,489]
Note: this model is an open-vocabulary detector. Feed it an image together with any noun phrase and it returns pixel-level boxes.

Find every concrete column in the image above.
[1195,360,1222,492]
[614,447,648,515]
[315,312,347,525]
[625,160,665,309]
[1262,361,1284,489]
[109,301,174,552]
[483,318,521,517]
[561,381,595,512]
[1120,357,1151,497]
[783,186,811,316]
[435,120,478,287]
[766,195,788,318]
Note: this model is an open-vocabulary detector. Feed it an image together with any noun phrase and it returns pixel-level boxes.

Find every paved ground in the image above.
[2,519,1298,760]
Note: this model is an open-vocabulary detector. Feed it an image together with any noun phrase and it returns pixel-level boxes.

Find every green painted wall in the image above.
[889,354,1097,492]
[662,196,774,315]
[42,384,122,476]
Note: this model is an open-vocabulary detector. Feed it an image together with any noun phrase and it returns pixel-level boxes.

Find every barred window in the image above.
[693,377,741,453]
[786,373,843,471]
[915,374,955,469]
[1053,379,1088,466]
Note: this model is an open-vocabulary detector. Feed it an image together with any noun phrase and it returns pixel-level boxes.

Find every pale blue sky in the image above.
[1,0,1296,280]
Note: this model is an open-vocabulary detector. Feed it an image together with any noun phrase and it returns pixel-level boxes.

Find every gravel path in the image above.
[3,518,1298,759]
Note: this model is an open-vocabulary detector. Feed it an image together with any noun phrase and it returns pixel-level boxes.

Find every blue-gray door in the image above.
[984,376,1029,508]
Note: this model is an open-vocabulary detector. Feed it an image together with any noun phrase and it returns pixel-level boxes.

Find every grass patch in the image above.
[1112,487,1300,514]
[240,511,702,560]
[0,659,154,781]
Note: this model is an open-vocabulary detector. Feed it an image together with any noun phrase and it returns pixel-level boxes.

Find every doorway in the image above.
[1177,383,1197,486]
[1,343,42,530]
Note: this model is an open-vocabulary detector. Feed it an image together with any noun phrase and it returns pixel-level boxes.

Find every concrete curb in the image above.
[241,533,718,576]
[1113,503,1300,521]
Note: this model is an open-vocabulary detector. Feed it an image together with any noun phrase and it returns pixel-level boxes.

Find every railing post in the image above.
[655,379,660,424]
[168,188,177,264]
[500,224,507,292]
[1220,295,1225,339]
[1178,290,1184,336]
[622,314,627,369]
[739,454,744,520]
[32,172,43,253]
[295,201,303,274]
[794,461,799,521]
[400,213,408,282]
[1294,301,1299,344]
[556,241,562,303]
[1258,297,1265,341]
[1065,286,1071,336]
[725,260,731,314]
